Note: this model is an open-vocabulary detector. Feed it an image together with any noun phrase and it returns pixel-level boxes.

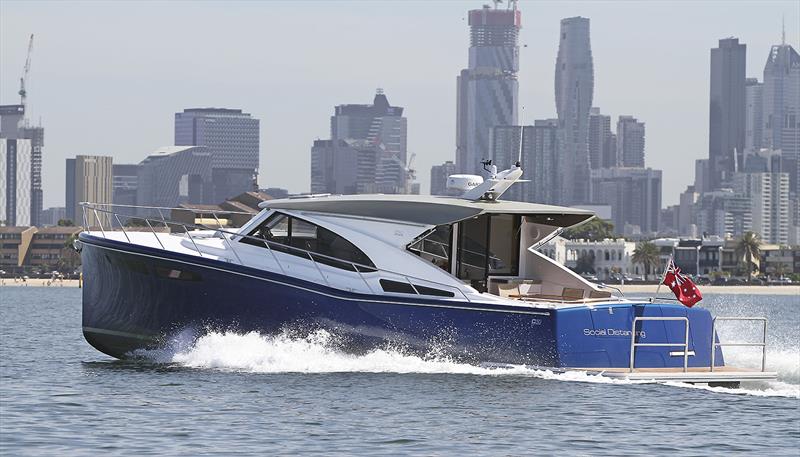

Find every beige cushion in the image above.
[497,282,520,298]
[519,283,542,295]
[562,288,585,300]
[589,290,612,299]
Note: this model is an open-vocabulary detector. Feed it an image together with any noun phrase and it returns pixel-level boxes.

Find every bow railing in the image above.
[79,202,473,302]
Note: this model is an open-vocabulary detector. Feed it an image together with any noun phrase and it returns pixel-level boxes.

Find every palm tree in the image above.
[632,242,660,280]
[737,231,761,284]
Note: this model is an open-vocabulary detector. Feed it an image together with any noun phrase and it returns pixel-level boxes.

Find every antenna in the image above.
[517,126,524,165]
[782,15,785,45]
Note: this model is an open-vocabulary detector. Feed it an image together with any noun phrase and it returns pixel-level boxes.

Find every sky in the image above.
[1,0,798,209]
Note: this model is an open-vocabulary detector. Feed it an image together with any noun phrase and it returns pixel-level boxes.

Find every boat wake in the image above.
[138,329,799,398]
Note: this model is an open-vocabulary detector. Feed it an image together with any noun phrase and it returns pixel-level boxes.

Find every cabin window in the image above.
[407,225,452,272]
[379,279,455,298]
[487,214,520,276]
[241,212,375,271]
[456,214,520,292]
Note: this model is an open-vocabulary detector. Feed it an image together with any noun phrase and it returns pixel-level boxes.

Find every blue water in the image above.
[1,287,798,456]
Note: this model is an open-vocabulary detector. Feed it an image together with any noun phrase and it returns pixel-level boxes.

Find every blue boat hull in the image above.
[80,234,724,369]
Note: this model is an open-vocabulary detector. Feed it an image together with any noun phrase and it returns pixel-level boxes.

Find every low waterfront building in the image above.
[543,237,637,280]
[0,225,80,271]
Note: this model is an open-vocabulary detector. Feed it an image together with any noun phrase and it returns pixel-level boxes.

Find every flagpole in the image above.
[650,254,673,303]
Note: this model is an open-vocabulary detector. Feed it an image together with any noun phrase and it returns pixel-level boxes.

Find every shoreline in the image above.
[1,278,798,296]
[617,284,799,296]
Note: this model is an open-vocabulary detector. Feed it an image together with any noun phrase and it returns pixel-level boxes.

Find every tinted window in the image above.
[241,213,375,270]
[408,225,451,272]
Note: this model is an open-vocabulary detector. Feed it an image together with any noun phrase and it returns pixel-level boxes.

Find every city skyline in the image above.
[1,1,798,209]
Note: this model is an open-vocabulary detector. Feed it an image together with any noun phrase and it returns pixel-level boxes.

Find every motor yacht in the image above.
[77,163,775,385]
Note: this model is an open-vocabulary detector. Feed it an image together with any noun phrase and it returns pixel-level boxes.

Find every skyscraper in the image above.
[69,155,113,227]
[745,78,764,152]
[0,104,44,226]
[456,3,521,175]
[761,40,800,195]
[311,90,411,195]
[555,16,594,205]
[617,115,646,167]
[332,89,407,164]
[174,108,259,203]
[65,158,76,223]
[490,120,560,205]
[310,139,378,195]
[430,161,457,196]
[590,167,662,234]
[588,107,615,168]
[0,138,32,226]
[733,172,789,244]
[709,38,747,190]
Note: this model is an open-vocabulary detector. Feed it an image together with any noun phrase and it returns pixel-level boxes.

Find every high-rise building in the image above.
[745,78,764,152]
[456,3,521,175]
[430,161,457,196]
[0,138,32,226]
[174,108,260,203]
[733,172,789,244]
[678,186,699,237]
[616,116,645,167]
[332,89,407,164]
[695,159,710,194]
[589,167,662,234]
[40,207,66,227]
[112,164,139,221]
[310,139,379,195]
[312,91,411,195]
[65,159,76,223]
[69,155,113,227]
[588,107,615,168]
[555,16,594,204]
[761,41,800,196]
[136,146,212,213]
[0,105,44,226]
[709,38,747,190]
[491,121,560,205]
[696,190,752,239]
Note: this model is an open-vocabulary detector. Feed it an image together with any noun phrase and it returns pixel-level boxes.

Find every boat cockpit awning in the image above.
[260,195,594,228]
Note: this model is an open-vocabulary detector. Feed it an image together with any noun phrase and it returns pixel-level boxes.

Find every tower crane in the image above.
[18,34,34,108]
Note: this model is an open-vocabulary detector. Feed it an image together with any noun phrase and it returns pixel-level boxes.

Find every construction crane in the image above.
[18,34,34,108]
[405,152,417,194]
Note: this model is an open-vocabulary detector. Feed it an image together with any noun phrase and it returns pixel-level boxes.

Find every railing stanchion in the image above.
[356,267,374,294]
[157,208,169,231]
[307,252,330,287]
[94,209,106,238]
[404,276,420,295]
[144,219,165,250]
[115,214,131,243]
[82,205,89,233]
[183,225,203,257]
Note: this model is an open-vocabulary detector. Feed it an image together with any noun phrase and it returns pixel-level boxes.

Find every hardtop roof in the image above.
[260,194,594,227]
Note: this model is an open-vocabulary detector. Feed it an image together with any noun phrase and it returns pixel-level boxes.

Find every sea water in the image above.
[1,287,798,456]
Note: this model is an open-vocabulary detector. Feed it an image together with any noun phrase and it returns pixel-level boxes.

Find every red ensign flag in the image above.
[662,260,703,307]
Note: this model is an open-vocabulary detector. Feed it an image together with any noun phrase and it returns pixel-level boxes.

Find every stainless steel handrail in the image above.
[629,316,690,373]
[79,202,472,302]
[83,201,255,216]
[710,317,768,372]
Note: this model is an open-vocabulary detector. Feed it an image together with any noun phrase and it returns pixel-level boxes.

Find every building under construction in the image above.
[0,35,44,227]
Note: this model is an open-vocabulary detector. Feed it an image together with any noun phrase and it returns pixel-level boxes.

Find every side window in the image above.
[240,212,375,270]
